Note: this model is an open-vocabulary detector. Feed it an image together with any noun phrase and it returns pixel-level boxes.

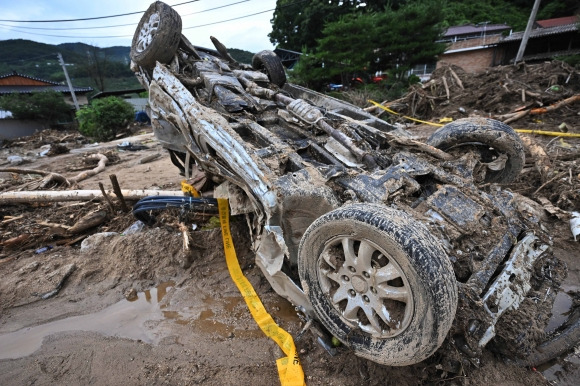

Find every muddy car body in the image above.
[131,1,577,368]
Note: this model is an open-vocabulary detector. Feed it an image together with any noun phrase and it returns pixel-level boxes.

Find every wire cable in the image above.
[0,0,250,31]
[0,0,200,23]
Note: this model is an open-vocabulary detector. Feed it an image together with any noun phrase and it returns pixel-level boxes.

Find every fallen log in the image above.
[69,153,108,183]
[68,210,108,234]
[0,189,185,204]
[530,94,580,115]
[0,153,109,188]
[520,135,551,183]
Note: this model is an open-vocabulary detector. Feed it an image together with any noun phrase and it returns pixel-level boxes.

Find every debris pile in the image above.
[396,61,580,127]
[372,61,580,213]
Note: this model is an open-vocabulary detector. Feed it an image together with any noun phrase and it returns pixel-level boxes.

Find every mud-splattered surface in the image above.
[1,111,579,386]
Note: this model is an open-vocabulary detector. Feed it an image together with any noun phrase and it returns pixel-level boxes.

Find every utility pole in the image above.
[515,0,542,63]
[57,53,80,111]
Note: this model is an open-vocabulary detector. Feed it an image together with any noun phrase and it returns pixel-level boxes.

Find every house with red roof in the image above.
[0,72,93,139]
[496,15,580,64]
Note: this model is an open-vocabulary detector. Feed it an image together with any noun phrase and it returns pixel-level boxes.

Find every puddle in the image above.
[540,284,580,385]
[0,280,301,360]
[545,290,574,334]
[0,281,175,360]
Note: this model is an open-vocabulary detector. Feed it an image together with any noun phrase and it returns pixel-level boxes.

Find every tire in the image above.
[518,308,580,367]
[298,203,457,366]
[252,50,286,87]
[131,1,182,69]
[426,117,525,184]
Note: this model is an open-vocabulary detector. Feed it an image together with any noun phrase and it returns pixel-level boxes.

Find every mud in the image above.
[1,67,580,384]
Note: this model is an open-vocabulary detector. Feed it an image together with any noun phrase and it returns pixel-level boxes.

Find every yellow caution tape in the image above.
[181,180,201,197]
[514,129,580,138]
[368,100,444,127]
[217,198,305,386]
[368,100,580,138]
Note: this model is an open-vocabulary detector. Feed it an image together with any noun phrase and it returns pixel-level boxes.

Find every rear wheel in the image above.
[252,50,286,87]
[131,1,182,69]
[298,204,457,366]
[426,118,525,184]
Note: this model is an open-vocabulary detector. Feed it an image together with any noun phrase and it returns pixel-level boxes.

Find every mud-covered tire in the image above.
[252,50,286,87]
[131,1,182,69]
[298,203,457,366]
[518,309,580,367]
[426,117,525,183]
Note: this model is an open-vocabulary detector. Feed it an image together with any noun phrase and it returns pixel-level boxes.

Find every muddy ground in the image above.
[1,62,580,385]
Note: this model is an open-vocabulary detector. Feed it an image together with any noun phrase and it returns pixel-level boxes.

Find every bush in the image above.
[77,96,134,141]
[0,90,72,125]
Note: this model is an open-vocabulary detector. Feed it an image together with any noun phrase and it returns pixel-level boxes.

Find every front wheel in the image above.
[131,1,182,69]
[426,118,525,184]
[298,204,457,366]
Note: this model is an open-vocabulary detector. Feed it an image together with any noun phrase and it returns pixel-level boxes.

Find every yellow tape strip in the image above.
[368,99,444,127]
[369,100,580,138]
[181,180,201,197]
[218,198,305,386]
[514,129,580,138]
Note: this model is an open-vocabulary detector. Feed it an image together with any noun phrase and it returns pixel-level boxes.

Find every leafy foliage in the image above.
[76,96,134,141]
[0,91,72,125]
[291,0,446,91]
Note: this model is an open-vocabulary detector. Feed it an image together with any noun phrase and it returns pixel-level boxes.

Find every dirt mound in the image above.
[399,61,580,128]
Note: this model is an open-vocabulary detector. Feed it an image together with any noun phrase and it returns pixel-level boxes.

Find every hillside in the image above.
[0,39,255,94]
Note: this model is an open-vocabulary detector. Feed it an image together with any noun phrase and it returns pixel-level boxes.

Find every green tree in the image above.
[270,0,372,51]
[76,96,134,141]
[0,91,72,125]
[295,0,446,88]
[374,1,446,79]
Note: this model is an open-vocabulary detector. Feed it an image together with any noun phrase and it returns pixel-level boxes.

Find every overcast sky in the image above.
[0,0,278,53]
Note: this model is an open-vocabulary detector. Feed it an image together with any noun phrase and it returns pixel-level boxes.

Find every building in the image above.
[496,15,580,64]
[0,71,93,139]
[0,71,93,107]
[436,23,511,73]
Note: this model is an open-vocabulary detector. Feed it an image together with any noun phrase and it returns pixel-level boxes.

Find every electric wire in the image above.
[0,0,201,23]
[0,0,250,31]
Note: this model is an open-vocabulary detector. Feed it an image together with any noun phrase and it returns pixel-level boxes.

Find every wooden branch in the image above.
[0,168,50,176]
[68,210,108,234]
[530,94,580,115]
[99,182,116,213]
[0,190,185,204]
[69,153,108,183]
[449,68,464,89]
[503,109,530,124]
[0,153,108,187]
[520,136,551,183]
[442,77,450,100]
[109,174,129,212]
[389,136,454,161]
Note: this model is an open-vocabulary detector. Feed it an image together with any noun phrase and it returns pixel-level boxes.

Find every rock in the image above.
[7,155,23,165]
[125,288,138,301]
[80,232,119,252]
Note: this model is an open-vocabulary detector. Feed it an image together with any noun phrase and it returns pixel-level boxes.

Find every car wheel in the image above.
[252,50,286,87]
[426,117,525,184]
[131,1,182,69]
[298,203,457,366]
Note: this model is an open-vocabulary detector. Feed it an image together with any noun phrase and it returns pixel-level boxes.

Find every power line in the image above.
[0,0,307,41]
[0,0,250,31]
[0,0,200,23]
[183,0,307,29]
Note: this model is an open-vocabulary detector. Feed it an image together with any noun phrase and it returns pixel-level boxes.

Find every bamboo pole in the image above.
[0,190,185,204]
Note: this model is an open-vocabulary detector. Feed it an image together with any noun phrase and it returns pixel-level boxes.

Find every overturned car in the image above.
[131,1,578,368]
